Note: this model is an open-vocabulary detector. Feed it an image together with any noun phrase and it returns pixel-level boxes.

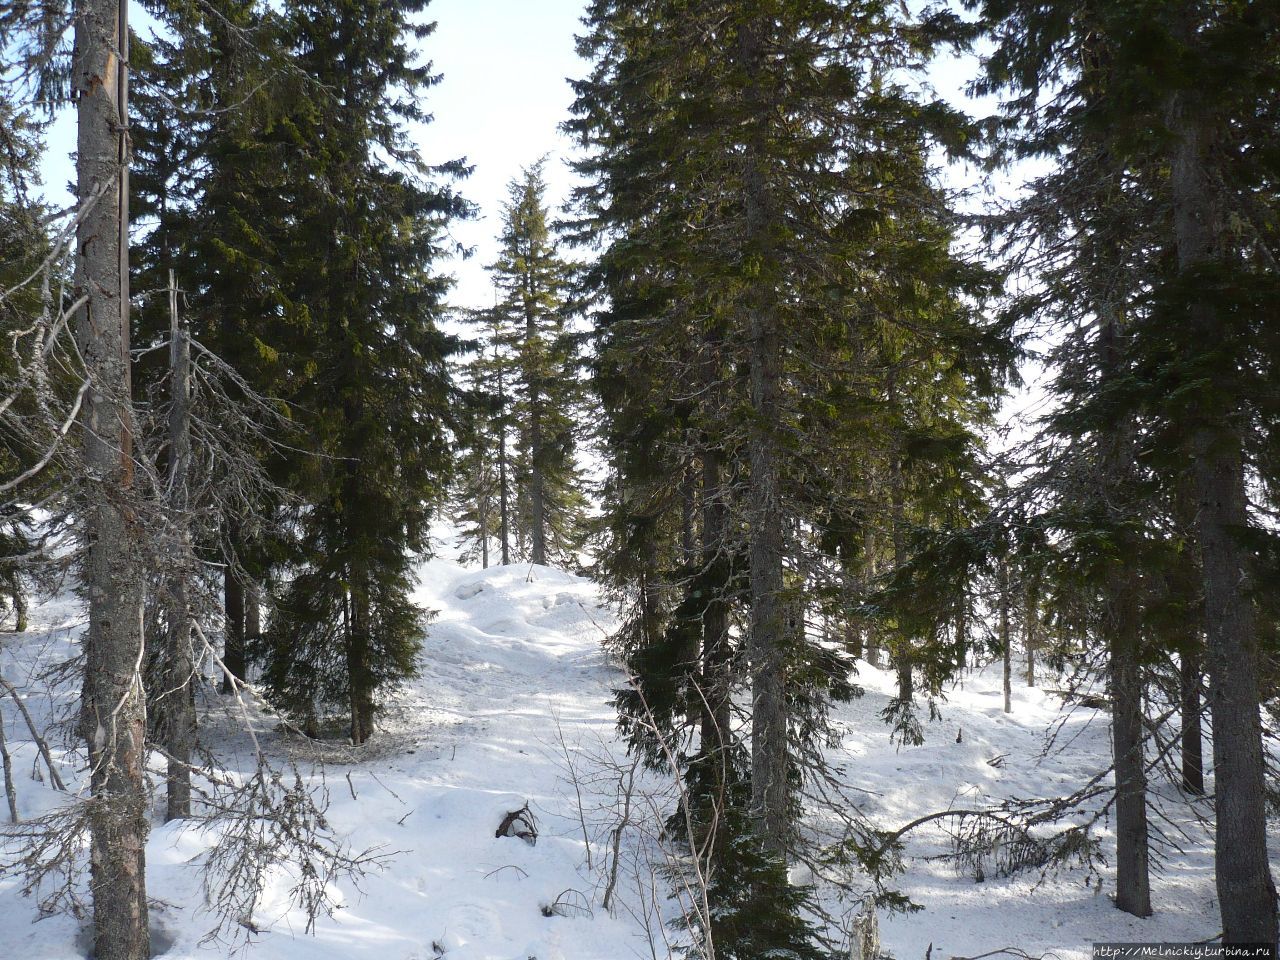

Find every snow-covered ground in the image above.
[0,549,1268,959]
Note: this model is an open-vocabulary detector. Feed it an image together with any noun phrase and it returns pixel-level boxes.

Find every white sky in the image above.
[420,0,588,313]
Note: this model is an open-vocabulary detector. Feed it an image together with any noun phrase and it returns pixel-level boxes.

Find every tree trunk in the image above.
[496,362,511,566]
[525,303,547,566]
[346,576,373,745]
[6,572,25,633]
[1109,574,1151,917]
[245,581,261,647]
[863,526,879,667]
[699,446,731,765]
[74,0,150,954]
[1180,646,1204,795]
[999,561,1012,715]
[743,141,788,856]
[890,459,911,704]
[1095,291,1151,918]
[1024,580,1037,687]
[165,270,194,822]
[479,460,490,569]
[1169,88,1278,945]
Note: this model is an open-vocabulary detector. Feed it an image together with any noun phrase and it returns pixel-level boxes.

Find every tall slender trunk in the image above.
[890,458,912,704]
[1179,645,1204,795]
[165,270,194,822]
[479,454,490,569]
[1108,573,1151,917]
[347,570,373,745]
[639,527,662,651]
[525,300,547,566]
[7,572,25,632]
[245,581,261,646]
[742,69,789,852]
[1168,89,1277,944]
[699,446,731,763]
[496,359,511,566]
[1096,298,1151,918]
[999,561,1012,715]
[863,526,879,667]
[1024,580,1037,687]
[74,0,150,954]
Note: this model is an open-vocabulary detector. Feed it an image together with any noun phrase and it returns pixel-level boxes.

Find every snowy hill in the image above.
[0,553,1262,959]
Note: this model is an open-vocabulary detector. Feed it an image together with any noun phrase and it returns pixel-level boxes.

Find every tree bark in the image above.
[1179,646,1204,795]
[74,0,150,953]
[1095,291,1151,918]
[1168,88,1278,944]
[1109,574,1151,917]
[743,103,789,854]
[890,459,912,704]
[346,574,373,745]
[863,526,879,667]
[525,297,547,566]
[699,446,731,766]
[496,357,511,566]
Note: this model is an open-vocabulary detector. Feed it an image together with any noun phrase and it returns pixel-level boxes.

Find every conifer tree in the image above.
[451,332,512,568]
[238,0,469,744]
[571,1,1008,951]
[487,161,586,567]
[973,0,1280,938]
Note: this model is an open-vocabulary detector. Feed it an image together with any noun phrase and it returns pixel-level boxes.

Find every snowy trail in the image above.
[0,552,1272,959]
[1,559,642,960]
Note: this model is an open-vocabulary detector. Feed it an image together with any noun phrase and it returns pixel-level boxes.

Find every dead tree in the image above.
[73,0,151,956]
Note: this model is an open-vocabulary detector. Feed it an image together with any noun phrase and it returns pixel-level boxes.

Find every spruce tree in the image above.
[570,0,1008,951]
[972,0,1280,938]
[487,161,586,567]
[242,0,469,744]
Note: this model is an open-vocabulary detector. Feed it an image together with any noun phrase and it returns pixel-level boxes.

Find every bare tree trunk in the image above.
[0,708,16,823]
[74,0,150,954]
[245,581,261,647]
[699,447,731,751]
[165,270,194,822]
[1169,89,1278,945]
[479,462,490,569]
[1093,292,1152,918]
[5,571,25,633]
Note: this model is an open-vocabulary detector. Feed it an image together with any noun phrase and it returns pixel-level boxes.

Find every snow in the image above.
[0,549,1269,959]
